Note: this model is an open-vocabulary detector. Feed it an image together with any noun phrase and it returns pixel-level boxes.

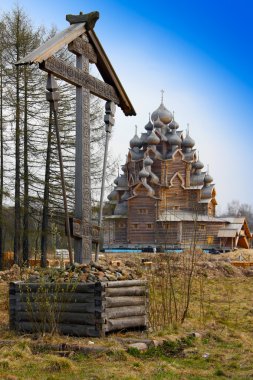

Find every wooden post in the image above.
[46,74,73,265]
[95,101,115,261]
[74,34,91,264]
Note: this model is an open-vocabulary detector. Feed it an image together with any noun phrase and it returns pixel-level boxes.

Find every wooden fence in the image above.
[9,280,148,337]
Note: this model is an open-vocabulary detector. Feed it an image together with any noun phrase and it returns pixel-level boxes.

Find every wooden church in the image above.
[104,97,251,251]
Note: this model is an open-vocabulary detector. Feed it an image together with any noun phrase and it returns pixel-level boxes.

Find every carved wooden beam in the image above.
[40,56,120,104]
[68,37,97,64]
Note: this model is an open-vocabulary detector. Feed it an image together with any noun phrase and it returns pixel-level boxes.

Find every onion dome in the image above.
[117,174,128,187]
[153,116,164,129]
[121,190,130,201]
[181,133,195,148]
[130,132,142,149]
[121,164,127,173]
[114,202,127,216]
[167,132,181,146]
[151,103,173,124]
[140,133,148,145]
[192,160,204,170]
[143,156,153,166]
[201,184,215,200]
[190,172,206,187]
[129,148,144,161]
[168,119,179,130]
[107,189,118,201]
[114,176,120,185]
[146,130,160,145]
[145,120,153,132]
[139,167,149,179]
[204,173,213,184]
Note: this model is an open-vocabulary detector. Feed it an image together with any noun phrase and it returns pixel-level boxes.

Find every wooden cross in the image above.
[17,11,135,264]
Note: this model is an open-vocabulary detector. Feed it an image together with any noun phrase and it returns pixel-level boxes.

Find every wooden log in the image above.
[106,296,146,308]
[106,316,146,332]
[17,301,100,314]
[15,283,96,293]
[16,292,96,303]
[18,322,101,337]
[9,283,16,329]
[105,280,146,288]
[107,305,145,319]
[16,311,101,326]
[105,286,146,297]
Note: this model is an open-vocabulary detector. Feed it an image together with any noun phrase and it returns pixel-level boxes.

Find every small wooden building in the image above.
[104,99,252,251]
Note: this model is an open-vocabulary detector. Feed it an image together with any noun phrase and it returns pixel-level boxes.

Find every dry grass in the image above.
[1,253,253,379]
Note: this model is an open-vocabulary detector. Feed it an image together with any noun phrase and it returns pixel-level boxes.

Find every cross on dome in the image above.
[161,89,164,104]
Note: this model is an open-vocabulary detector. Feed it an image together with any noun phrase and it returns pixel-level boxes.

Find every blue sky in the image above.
[1,0,253,212]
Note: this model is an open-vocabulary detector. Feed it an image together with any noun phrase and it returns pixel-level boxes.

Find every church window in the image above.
[199,225,206,231]
[147,223,153,229]
[207,236,214,244]
[119,222,126,228]
[131,223,138,230]
[138,208,148,215]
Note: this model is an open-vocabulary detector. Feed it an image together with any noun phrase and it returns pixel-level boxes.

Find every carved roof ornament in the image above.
[66,11,100,30]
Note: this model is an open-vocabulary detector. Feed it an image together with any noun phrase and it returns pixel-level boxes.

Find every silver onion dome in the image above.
[167,132,181,146]
[139,167,150,178]
[151,103,173,124]
[193,160,204,170]
[143,156,153,166]
[114,176,120,185]
[107,189,118,201]
[121,191,130,201]
[182,133,195,148]
[153,116,164,129]
[146,130,160,145]
[130,133,142,148]
[204,173,213,184]
[145,120,153,132]
[168,119,179,130]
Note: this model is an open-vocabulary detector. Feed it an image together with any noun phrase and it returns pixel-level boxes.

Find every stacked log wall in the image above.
[9,280,148,337]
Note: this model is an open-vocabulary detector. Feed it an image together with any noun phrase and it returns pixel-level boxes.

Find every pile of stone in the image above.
[0,257,142,284]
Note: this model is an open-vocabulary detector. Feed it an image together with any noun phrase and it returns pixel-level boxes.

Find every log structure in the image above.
[9,280,148,337]
[104,98,252,251]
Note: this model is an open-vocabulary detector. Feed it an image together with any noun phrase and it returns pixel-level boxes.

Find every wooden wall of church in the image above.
[128,196,156,244]
[114,219,127,243]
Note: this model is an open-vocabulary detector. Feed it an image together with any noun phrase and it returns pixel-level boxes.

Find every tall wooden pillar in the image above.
[74,34,91,263]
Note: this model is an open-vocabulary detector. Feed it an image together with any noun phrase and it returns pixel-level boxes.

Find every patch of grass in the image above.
[43,355,76,372]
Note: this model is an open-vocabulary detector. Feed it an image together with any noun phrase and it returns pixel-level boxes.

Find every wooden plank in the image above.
[16,311,100,326]
[106,296,146,308]
[107,305,146,319]
[105,286,146,297]
[105,280,146,288]
[15,283,95,293]
[16,292,96,303]
[39,56,120,104]
[16,23,86,65]
[68,37,97,63]
[17,302,100,314]
[106,316,146,332]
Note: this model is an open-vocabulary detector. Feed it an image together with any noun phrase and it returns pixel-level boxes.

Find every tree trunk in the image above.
[41,107,53,267]
[14,55,21,265]
[0,51,3,269]
[23,66,29,264]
